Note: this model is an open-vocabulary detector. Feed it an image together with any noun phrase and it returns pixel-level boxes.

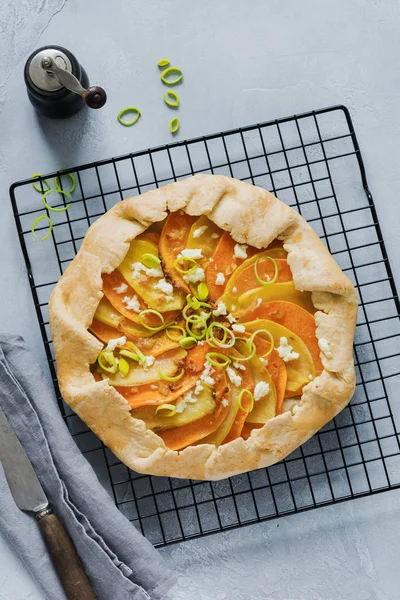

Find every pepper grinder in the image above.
[24,45,107,118]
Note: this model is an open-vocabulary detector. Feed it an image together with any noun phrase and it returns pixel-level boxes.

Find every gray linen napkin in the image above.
[0,334,176,600]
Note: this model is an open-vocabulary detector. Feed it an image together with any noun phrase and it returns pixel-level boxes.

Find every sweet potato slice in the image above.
[93,297,157,338]
[132,383,216,432]
[230,258,292,297]
[239,300,323,376]
[89,319,124,344]
[118,342,210,408]
[206,232,258,301]
[241,423,263,440]
[159,211,198,294]
[102,270,178,326]
[159,371,230,450]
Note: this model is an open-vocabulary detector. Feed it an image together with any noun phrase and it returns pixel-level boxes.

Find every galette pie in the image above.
[49,174,358,480]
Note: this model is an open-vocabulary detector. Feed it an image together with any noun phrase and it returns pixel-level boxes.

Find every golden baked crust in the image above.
[49,174,358,480]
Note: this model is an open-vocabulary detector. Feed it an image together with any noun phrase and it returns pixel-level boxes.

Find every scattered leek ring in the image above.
[163,90,180,108]
[170,117,180,134]
[174,256,197,274]
[249,329,274,358]
[117,107,141,127]
[185,314,207,340]
[98,350,118,374]
[31,215,53,240]
[137,309,165,331]
[126,341,146,363]
[141,253,161,269]
[31,174,50,193]
[54,170,77,194]
[155,403,177,417]
[229,338,256,362]
[179,336,197,349]
[158,59,170,68]
[42,189,72,213]
[197,282,209,301]
[207,323,236,349]
[238,389,254,413]
[119,349,140,362]
[166,325,186,342]
[254,256,279,286]
[159,368,185,383]
[118,357,130,376]
[161,67,183,86]
[206,352,231,369]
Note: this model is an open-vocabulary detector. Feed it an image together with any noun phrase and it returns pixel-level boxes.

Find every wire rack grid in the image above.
[10,105,400,547]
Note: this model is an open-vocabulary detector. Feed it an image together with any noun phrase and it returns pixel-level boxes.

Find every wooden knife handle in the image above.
[36,508,97,600]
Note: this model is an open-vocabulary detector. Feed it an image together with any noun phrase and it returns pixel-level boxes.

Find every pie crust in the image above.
[49,175,358,480]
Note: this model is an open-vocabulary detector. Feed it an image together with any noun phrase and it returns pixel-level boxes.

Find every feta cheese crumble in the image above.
[105,336,126,352]
[232,286,238,293]
[277,337,300,362]
[254,381,270,401]
[233,361,245,371]
[212,300,227,316]
[211,233,219,239]
[260,357,269,367]
[150,384,158,390]
[131,262,163,280]
[113,282,128,294]
[199,361,215,386]
[256,298,262,308]
[221,398,229,407]
[215,272,226,286]
[122,295,141,312]
[154,278,173,298]
[318,337,333,359]
[192,225,208,238]
[183,267,205,284]
[232,324,245,333]
[226,367,242,387]
[180,248,203,259]
[234,243,248,259]
[227,313,237,324]
[141,355,155,369]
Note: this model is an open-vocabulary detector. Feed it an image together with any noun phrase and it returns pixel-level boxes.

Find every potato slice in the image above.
[94,297,123,328]
[118,238,185,312]
[94,297,150,338]
[246,355,276,424]
[221,249,277,303]
[105,347,187,387]
[242,319,316,395]
[131,384,215,431]
[234,281,315,315]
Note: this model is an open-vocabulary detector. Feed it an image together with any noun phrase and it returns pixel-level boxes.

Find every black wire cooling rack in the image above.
[10,105,400,547]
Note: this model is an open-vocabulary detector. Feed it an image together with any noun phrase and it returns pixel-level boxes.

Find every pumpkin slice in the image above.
[104,347,187,387]
[132,383,216,431]
[159,211,198,294]
[246,355,277,424]
[239,300,323,376]
[89,319,125,344]
[234,281,315,315]
[158,371,230,450]
[242,319,316,396]
[221,249,280,304]
[118,342,210,408]
[118,238,185,312]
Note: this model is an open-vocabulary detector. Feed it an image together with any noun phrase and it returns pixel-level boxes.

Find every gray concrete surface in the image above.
[1,0,400,598]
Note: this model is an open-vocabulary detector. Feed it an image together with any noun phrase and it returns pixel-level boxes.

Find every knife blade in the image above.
[0,405,48,512]
[0,404,97,600]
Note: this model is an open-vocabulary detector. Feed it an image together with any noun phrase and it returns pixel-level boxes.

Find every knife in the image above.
[0,405,97,600]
